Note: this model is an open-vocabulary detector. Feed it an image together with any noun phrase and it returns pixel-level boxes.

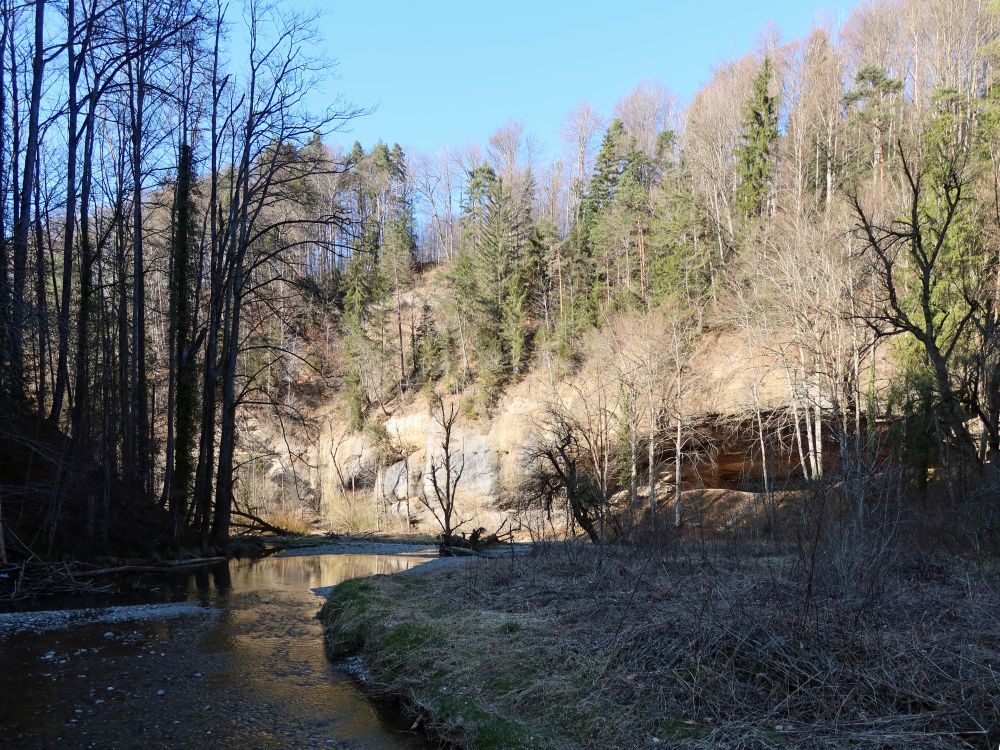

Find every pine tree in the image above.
[734,56,780,219]
[502,268,530,375]
[844,65,903,181]
[471,175,517,391]
[341,253,386,429]
[582,119,629,233]
[381,192,416,393]
[584,129,653,310]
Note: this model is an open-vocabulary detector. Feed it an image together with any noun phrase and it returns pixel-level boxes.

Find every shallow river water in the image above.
[0,552,435,749]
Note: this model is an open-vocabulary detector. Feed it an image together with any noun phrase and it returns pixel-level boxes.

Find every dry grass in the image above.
[259,507,312,536]
[322,543,999,750]
[323,490,381,532]
[338,530,440,545]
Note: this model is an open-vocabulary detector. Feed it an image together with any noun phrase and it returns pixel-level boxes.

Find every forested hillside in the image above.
[1,0,998,559]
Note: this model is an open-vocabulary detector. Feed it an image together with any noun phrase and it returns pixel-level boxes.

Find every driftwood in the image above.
[439,523,514,557]
[2,561,113,600]
[1,556,230,600]
[231,508,297,536]
[73,557,228,577]
[438,544,480,557]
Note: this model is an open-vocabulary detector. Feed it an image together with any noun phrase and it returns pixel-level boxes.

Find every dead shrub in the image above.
[794,469,905,603]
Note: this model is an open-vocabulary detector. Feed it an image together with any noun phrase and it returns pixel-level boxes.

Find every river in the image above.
[0,550,436,749]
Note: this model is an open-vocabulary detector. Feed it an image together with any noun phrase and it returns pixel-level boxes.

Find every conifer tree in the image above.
[734,56,780,219]
[341,252,387,428]
[582,119,629,232]
[381,199,416,393]
[844,65,904,181]
[648,169,712,307]
[472,174,518,391]
[447,163,538,399]
[584,126,654,309]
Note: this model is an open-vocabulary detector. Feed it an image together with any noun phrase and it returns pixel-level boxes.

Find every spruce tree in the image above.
[648,171,712,307]
[582,119,629,232]
[341,253,387,429]
[449,163,537,399]
[381,198,416,393]
[734,56,779,219]
[471,175,516,391]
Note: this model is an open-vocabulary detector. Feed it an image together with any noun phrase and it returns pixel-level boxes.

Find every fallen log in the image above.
[439,522,514,556]
[73,557,227,577]
[439,545,480,557]
[231,509,297,537]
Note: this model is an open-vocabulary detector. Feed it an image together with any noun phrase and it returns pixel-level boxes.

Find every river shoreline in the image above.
[320,544,1000,750]
[0,601,215,635]
[0,532,443,606]
[0,549,436,750]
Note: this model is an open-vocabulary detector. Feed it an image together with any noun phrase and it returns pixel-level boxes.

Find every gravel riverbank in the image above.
[0,602,214,636]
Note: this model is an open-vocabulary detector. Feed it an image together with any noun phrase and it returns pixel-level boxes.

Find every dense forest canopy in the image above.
[1,0,999,558]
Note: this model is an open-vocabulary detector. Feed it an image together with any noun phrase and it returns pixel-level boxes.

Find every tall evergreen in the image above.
[448,163,537,399]
[648,169,712,307]
[472,173,519,391]
[734,56,780,219]
[380,158,417,394]
[582,119,629,232]
[341,251,387,429]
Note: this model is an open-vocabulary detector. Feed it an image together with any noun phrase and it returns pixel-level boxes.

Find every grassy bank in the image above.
[320,545,999,750]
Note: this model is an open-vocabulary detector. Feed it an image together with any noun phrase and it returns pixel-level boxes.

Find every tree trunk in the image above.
[396,286,405,396]
[32,165,48,416]
[0,3,8,394]
[128,21,150,494]
[73,96,98,539]
[193,13,225,547]
[52,0,80,423]
[674,418,683,528]
[9,0,45,397]
[647,381,657,519]
[212,275,241,545]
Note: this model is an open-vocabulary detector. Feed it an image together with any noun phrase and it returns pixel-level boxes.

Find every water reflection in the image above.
[0,552,434,750]
[220,553,424,597]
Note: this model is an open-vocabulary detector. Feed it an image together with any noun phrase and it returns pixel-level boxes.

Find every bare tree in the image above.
[615,79,675,157]
[662,310,697,527]
[191,0,359,547]
[684,55,756,265]
[413,149,458,262]
[851,143,997,467]
[418,394,467,542]
[6,0,44,397]
[517,401,604,544]
[561,101,604,221]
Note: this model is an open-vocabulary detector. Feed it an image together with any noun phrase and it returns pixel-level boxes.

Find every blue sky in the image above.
[280,0,860,159]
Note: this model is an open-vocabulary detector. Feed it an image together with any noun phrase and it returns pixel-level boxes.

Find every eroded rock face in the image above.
[379,458,418,519]
[384,412,431,451]
[262,334,853,532]
[305,413,510,527]
[421,429,499,500]
[380,459,410,501]
[328,434,380,489]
